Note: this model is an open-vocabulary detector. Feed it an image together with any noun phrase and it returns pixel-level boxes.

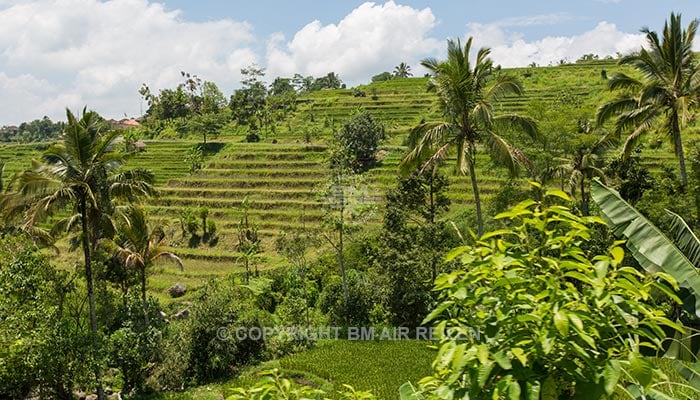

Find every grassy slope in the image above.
[135,340,694,400]
[1,60,696,399]
[0,59,686,304]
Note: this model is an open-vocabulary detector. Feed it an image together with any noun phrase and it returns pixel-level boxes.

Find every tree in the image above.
[312,72,343,90]
[333,110,385,171]
[275,229,317,335]
[555,129,616,215]
[371,71,393,82]
[269,77,295,96]
[597,12,700,187]
[411,191,684,399]
[230,65,268,127]
[114,206,182,326]
[401,38,537,236]
[5,108,155,399]
[373,169,453,327]
[393,62,412,78]
[237,197,261,283]
[317,171,374,324]
[201,81,226,114]
[291,73,315,94]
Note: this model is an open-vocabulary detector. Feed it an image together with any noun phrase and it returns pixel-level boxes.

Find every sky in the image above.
[0,0,698,125]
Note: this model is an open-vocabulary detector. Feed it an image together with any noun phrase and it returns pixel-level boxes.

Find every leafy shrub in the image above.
[352,88,367,97]
[412,191,682,399]
[0,235,92,399]
[107,293,165,394]
[332,111,385,172]
[108,325,161,394]
[318,270,376,326]
[227,369,377,400]
[246,132,260,142]
[206,219,217,240]
[184,145,203,173]
[184,278,273,383]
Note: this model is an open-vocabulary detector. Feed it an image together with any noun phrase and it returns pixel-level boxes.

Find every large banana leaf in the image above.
[590,178,700,319]
[667,209,700,267]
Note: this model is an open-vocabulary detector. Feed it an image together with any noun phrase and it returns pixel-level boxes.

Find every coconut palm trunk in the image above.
[141,266,150,326]
[672,110,688,187]
[466,151,484,235]
[79,197,105,400]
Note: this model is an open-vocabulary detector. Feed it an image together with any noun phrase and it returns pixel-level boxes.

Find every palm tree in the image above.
[401,38,537,235]
[555,130,616,215]
[114,206,182,325]
[6,107,155,399]
[325,72,342,89]
[597,12,700,187]
[393,62,413,78]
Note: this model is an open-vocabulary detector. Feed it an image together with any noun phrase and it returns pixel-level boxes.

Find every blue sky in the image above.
[160,1,697,41]
[0,0,698,125]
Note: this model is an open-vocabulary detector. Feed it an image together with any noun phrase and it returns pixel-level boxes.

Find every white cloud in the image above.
[492,13,574,28]
[0,0,257,124]
[465,21,646,67]
[265,1,440,86]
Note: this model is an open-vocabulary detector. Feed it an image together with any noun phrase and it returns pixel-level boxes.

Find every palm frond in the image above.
[154,251,184,271]
[485,75,523,102]
[419,142,453,175]
[596,98,638,127]
[606,73,643,91]
[493,114,538,141]
[485,131,521,176]
[400,122,455,175]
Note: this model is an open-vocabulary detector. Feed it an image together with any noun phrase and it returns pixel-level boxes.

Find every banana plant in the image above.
[590,178,700,319]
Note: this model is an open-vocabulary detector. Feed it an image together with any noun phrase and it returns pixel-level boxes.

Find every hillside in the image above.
[0,59,680,302]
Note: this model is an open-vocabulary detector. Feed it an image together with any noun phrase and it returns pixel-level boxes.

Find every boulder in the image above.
[173,308,190,319]
[168,282,186,298]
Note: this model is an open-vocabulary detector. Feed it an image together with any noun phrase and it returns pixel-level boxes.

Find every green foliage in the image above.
[0,115,64,142]
[333,111,385,172]
[182,278,273,384]
[230,65,268,126]
[227,369,377,400]
[596,12,700,186]
[0,235,92,399]
[185,144,204,174]
[393,62,413,78]
[371,71,393,82]
[318,270,376,326]
[372,170,455,327]
[402,37,537,235]
[107,293,165,394]
[311,72,343,91]
[415,190,682,399]
[591,178,700,319]
[605,151,655,205]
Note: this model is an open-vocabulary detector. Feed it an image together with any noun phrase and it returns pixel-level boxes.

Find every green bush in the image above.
[333,111,385,172]
[107,293,165,394]
[227,369,377,400]
[318,270,376,326]
[412,190,683,399]
[184,278,273,383]
[0,235,92,399]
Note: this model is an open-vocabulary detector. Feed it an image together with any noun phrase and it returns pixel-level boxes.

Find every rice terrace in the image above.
[0,1,699,399]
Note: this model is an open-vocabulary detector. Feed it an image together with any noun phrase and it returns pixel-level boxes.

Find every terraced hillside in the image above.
[286,59,624,140]
[0,59,682,302]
